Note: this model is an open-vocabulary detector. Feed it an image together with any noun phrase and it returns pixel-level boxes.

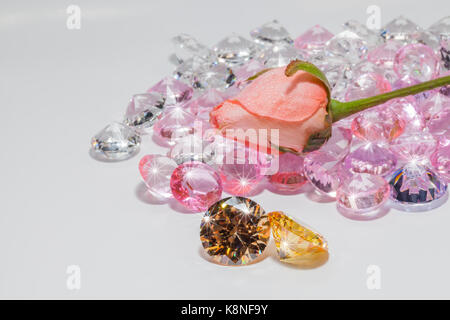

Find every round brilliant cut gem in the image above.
[213,34,257,66]
[200,197,270,266]
[249,20,293,47]
[170,161,223,212]
[390,132,437,163]
[268,153,307,193]
[336,173,390,220]
[268,211,328,267]
[147,77,193,105]
[124,92,165,131]
[139,155,178,199]
[294,25,334,53]
[343,142,397,176]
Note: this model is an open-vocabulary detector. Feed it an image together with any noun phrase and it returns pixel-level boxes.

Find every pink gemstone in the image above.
[343,142,397,176]
[268,153,307,193]
[304,151,343,198]
[351,107,405,143]
[139,155,178,199]
[345,72,391,101]
[431,144,450,183]
[394,44,440,84]
[321,125,352,160]
[336,173,390,220]
[390,132,437,163]
[170,161,222,212]
[187,89,225,116]
[153,106,199,146]
[428,107,450,136]
[368,40,403,68]
[147,77,193,105]
[219,146,265,196]
[418,91,450,121]
[386,97,425,133]
[294,25,333,52]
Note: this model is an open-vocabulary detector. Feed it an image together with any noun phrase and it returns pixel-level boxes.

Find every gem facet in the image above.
[268,153,307,193]
[139,155,178,199]
[390,132,437,164]
[336,173,390,219]
[325,30,368,64]
[269,211,328,267]
[200,197,270,265]
[294,25,333,53]
[381,16,421,42]
[344,142,397,176]
[170,161,223,212]
[394,44,440,84]
[345,72,391,101]
[91,122,141,161]
[124,93,165,131]
[213,34,257,66]
[168,135,214,165]
[250,20,293,47]
[304,151,343,198]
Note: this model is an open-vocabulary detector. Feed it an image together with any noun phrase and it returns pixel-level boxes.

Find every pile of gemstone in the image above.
[91,16,450,220]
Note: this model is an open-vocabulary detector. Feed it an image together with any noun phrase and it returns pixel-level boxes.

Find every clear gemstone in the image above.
[390,132,437,164]
[91,122,140,161]
[124,93,165,131]
[257,44,302,68]
[170,161,222,212]
[394,44,440,84]
[431,144,450,182]
[294,25,333,53]
[153,106,199,146]
[139,155,177,199]
[412,31,441,51]
[325,30,368,64]
[213,34,257,66]
[336,173,390,218]
[200,196,270,265]
[147,77,193,105]
[250,20,293,46]
[345,72,391,101]
[390,163,448,209]
[428,16,450,40]
[381,16,421,42]
[168,135,214,165]
[351,107,405,143]
[343,19,382,49]
[268,153,307,193]
[304,151,343,198]
[343,142,397,176]
[171,33,215,64]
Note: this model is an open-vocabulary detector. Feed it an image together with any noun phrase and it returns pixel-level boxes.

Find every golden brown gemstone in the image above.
[200,197,270,266]
[268,211,328,268]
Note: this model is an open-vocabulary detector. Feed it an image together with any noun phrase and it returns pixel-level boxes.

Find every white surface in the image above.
[0,0,449,299]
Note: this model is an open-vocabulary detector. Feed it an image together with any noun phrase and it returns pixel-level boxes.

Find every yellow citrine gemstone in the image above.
[268,211,328,268]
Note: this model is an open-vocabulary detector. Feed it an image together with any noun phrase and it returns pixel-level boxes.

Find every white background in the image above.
[0,0,449,299]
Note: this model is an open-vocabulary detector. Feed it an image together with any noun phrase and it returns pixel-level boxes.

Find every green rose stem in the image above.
[330,75,450,122]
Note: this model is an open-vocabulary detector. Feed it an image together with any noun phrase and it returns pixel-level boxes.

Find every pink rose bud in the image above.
[210,66,330,153]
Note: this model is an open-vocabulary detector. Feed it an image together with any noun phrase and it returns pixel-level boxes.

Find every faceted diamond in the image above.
[351,107,405,143]
[139,155,177,199]
[336,173,390,219]
[345,72,391,101]
[147,77,193,105]
[171,33,215,64]
[250,20,293,47]
[428,106,450,135]
[268,153,307,193]
[386,97,425,134]
[213,34,257,66]
[257,44,302,68]
[304,151,343,198]
[431,144,450,182]
[418,91,450,121]
[294,25,333,53]
[219,145,265,196]
[153,106,198,146]
[343,19,382,49]
[390,132,437,163]
[394,44,440,84]
[368,40,404,69]
[325,30,368,64]
[390,163,448,208]
[124,93,165,131]
[344,142,397,176]
[170,161,222,212]
[91,122,140,161]
[268,211,328,267]
[200,197,270,265]
[168,135,214,165]
[428,16,450,40]
[381,16,421,42]
[186,89,225,116]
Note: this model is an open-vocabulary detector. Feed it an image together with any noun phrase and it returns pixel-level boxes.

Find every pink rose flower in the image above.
[210,66,330,153]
